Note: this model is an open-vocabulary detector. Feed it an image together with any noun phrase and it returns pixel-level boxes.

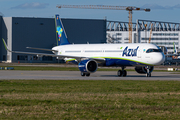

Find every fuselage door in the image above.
[137,49,141,59]
[144,48,151,63]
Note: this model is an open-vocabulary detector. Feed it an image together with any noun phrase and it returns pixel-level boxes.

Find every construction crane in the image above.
[56,5,150,43]
[149,23,153,43]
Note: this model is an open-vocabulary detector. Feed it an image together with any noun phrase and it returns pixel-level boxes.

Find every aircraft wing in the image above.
[2,38,105,62]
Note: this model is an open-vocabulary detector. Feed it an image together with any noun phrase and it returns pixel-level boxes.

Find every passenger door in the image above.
[137,49,141,60]
[144,48,151,62]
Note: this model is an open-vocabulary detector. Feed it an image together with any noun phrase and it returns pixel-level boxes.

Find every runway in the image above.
[0,70,180,80]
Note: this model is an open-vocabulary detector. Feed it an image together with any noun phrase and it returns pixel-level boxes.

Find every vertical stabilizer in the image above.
[55,14,70,46]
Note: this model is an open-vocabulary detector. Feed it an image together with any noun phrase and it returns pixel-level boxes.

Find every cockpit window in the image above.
[146,49,162,53]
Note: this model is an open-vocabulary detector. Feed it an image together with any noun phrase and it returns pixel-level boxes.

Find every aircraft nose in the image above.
[158,53,165,65]
[152,53,165,65]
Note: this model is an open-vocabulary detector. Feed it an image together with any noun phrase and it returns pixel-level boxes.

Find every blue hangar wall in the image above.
[0,16,106,63]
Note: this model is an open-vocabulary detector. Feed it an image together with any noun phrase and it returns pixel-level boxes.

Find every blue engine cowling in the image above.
[78,60,98,73]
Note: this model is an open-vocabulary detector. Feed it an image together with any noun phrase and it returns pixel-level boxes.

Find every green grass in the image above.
[1,80,180,119]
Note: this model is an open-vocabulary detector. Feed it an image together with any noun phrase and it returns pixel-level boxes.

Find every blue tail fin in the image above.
[55,14,70,46]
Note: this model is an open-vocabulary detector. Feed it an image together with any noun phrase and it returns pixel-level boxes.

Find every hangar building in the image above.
[0,16,106,63]
[107,20,180,54]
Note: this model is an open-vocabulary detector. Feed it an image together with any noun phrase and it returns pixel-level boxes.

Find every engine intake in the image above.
[135,66,154,74]
[78,60,98,73]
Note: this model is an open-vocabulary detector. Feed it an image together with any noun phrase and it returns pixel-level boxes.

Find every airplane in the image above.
[2,14,165,77]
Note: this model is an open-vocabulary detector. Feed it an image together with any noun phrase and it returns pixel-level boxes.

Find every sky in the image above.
[1,0,180,23]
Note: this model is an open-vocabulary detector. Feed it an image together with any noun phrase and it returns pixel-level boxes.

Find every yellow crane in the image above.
[56,5,150,43]
[149,23,153,43]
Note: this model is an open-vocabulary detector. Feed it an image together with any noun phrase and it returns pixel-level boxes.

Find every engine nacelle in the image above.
[78,60,98,73]
[135,66,154,74]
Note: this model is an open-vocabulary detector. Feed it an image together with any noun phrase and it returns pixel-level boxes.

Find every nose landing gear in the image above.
[146,66,151,77]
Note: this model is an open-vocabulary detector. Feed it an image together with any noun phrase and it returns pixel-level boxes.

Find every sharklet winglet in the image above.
[2,38,10,52]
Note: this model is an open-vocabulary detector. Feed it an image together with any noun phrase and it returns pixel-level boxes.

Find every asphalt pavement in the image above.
[0,70,179,80]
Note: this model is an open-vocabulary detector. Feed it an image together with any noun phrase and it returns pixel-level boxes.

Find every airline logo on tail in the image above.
[56,16,63,41]
[57,26,63,41]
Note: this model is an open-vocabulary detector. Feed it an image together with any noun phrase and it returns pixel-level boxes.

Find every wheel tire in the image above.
[81,72,85,76]
[149,73,151,77]
[123,70,127,77]
[146,73,151,77]
[117,70,122,77]
[86,73,90,77]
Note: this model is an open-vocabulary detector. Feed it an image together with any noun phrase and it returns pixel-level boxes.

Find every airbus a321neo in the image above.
[2,14,165,77]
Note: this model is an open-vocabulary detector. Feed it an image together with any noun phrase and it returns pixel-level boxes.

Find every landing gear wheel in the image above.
[117,70,122,77]
[122,70,127,77]
[146,66,152,77]
[81,72,85,77]
[146,73,151,77]
[86,73,90,77]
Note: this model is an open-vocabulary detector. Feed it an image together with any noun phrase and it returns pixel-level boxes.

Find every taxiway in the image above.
[0,71,179,80]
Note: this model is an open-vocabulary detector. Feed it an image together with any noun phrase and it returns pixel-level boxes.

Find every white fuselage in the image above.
[52,43,165,66]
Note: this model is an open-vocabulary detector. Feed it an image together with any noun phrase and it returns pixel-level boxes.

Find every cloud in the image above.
[11,2,49,9]
[173,4,180,9]
[141,4,180,10]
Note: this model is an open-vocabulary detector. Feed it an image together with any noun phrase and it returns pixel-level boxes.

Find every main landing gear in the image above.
[146,66,151,77]
[81,72,90,77]
[117,67,127,77]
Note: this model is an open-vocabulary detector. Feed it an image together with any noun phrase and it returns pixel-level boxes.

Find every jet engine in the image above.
[78,59,98,73]
[135,66,154,74]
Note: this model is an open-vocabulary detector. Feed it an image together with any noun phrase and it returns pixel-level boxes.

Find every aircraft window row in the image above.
[105,50,123,52]
[153,33,179,36]
[65,51,81,53]
[142,38,178,40]
[85,50,102,52]
[146,49,162,53]
[65,50,124,53]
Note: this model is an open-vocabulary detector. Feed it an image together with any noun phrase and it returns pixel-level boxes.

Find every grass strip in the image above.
[0,80,180,119]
